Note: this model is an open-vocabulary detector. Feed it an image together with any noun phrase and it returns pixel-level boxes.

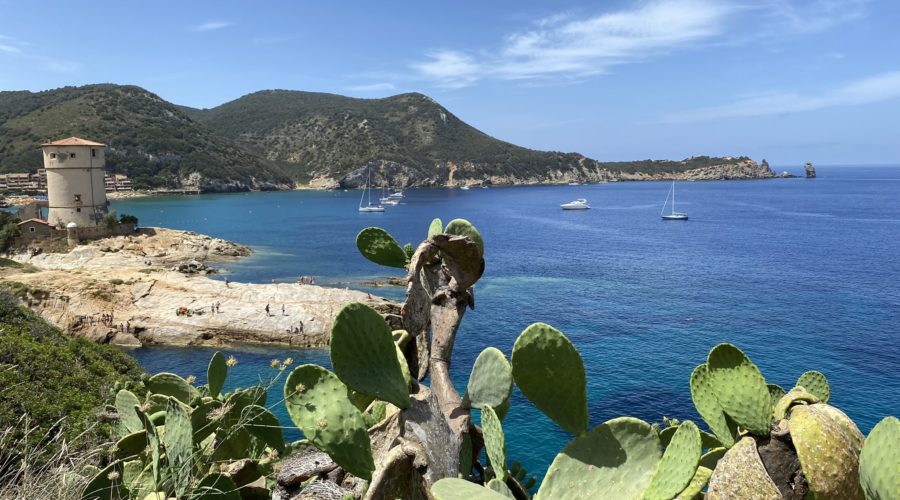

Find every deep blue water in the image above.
[116,166,900,480]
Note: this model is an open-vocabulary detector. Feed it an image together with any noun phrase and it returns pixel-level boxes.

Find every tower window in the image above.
[70,152,76,159]
[76,208,81,212]
[29,227,35,233]
[74,194,81,202]
[50,153,56,159]
[92,149,97,157]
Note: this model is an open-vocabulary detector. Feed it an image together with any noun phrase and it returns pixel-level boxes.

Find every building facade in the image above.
[41,137,109,227]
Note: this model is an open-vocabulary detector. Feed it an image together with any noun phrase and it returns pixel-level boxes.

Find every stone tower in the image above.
[41,137,109,227]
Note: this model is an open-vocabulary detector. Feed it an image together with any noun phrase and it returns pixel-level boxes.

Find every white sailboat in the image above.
[359,167,385,212]
[560,198,591,210]
[661,180,688,220]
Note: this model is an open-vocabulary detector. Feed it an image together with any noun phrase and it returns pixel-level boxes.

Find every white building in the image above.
[41,137,109,227]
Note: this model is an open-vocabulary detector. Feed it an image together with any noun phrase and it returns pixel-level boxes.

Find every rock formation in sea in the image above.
[805,162,817,178]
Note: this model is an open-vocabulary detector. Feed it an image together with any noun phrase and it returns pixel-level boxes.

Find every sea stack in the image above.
[804,162,816,178]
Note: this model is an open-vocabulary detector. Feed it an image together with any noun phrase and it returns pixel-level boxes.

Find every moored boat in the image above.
[560,198,590,210]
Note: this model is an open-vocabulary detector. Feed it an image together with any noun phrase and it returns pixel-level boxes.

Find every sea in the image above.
[113,165,900,480]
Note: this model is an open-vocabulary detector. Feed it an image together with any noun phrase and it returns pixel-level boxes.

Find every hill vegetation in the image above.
[0,84,766,192]
[0,288,144,465]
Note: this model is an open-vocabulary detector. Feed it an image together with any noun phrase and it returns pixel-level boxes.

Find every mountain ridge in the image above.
[0,84,774,192]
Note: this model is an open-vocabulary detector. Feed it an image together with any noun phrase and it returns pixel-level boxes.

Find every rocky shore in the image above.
[0,228,392,348]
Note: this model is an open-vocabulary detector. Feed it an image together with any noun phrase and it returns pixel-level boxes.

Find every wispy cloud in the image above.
[0,44,20,54]
[410,0,869,88]
[759,0,869,34]
[663,70,900,122]
[41,59,82,74]
[189,21,234,32]
[346,82,397,92]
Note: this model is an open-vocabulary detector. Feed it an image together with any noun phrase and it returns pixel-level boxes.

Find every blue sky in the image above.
[1,0,898,165]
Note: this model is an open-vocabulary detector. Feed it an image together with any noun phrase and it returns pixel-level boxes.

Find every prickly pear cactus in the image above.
[432,478,508,499]
[428,218,443,238]
[464,347,513,411]
[329,302,410,409]
[164,397,193,498]
[537,417,661,499]
[444,218,485,257]
[115,389,142,437]
[511,322,588,435]
[283,364,375,480]
[790,404,865,499]
[193,473,241,499]
[705,343,772,435]
[643,420,702,500]
[145,372,199,404]
[689,364,737,447]
[481,404,507,481]
[207,351,227,399]
[707,437,781,499]
[859,416,900,500]
[356,227,409,268]
[796,370,830,403]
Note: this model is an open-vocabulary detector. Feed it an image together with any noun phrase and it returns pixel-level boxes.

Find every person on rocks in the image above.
[282,304,286,316]
[265,304,270,316]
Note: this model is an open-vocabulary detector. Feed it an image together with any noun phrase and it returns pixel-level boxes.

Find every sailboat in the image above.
[359,167,385,212]
[661,180,688,220]
[379,178,400,205]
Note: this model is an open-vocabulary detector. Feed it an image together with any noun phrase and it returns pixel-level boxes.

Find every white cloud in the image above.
[190,21,234,32]
[346,82,397,92]
[409,0,869,88]
[41,59,82,74]
[412,51,481,88]
[0,44,20,54]
[759,0,869,34]
[663,70,900,122]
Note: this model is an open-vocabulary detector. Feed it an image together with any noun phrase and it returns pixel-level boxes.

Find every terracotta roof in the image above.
[41,137,106,147]
[17,218,50,226]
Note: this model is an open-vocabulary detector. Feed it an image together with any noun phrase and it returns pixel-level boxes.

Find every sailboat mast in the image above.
[672,180,676,213]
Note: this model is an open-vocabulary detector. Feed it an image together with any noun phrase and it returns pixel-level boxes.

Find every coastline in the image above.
[0,227,395,348]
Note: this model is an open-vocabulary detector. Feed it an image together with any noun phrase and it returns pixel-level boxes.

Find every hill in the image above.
[0,84,774,192]
[188,90,772,188]
[0,85,292,191]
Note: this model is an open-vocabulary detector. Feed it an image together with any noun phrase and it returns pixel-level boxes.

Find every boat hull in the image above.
[661,214,688,220]
[359,206,385,212]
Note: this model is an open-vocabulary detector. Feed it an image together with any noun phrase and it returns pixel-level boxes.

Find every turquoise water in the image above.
[117,166,900,479]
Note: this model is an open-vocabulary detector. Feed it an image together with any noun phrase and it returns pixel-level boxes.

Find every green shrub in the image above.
[0,290,144,466]
[109,278,124,285]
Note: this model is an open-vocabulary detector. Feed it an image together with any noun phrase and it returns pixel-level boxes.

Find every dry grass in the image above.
[0,415,108,500]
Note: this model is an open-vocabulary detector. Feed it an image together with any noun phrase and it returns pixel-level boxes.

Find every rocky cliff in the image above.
[0,228,390,347]
[805,162,817,178]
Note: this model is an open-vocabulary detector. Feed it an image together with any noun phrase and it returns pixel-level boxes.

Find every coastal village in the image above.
[0,138,392,348]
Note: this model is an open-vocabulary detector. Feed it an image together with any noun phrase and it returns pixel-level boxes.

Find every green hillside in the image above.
[189,90,754,186]
[0,85,291,191]
[0,84,762,191]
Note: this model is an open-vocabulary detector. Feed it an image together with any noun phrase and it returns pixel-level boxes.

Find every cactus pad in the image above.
[356,227,409,268]
[511,323,588,435]
[82,460,126,500]
[699,447,727,470]
[707,437,780,499]
[796,370,830,403]
[145,372,199,404]
[114,430,148,459]
[859,416,900,500]
[428,218,443,238]
[465,347,513,410]
[482,404,507,481]
[675,466,711,500]
[537,417,661,500]
[706,344,772,436]
[115,389,142,437]
[207,351,227,399]
[773,386,819,420]
[164,398,193,498]
[689,364,736,447]
[283,364,374,480]
[243,404,285,453]
[329,302,410,409]
[193,473,241,499]
[790,404,864,499]
[767,384,786,410]
[432,478,508,499]
[444,218,485,257]
[643,420,702,500]
[487,478,515,498]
